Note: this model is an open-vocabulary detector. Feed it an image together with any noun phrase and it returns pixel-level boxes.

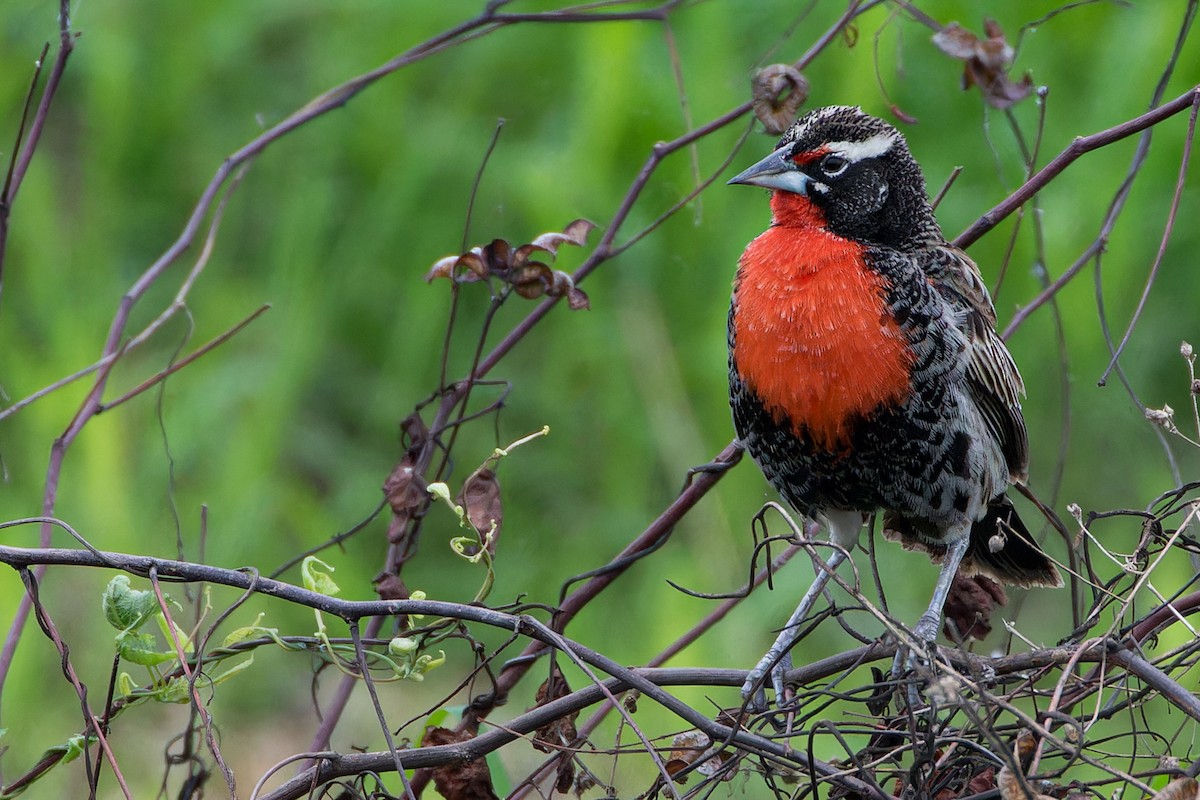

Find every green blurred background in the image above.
[1,0,1197,796]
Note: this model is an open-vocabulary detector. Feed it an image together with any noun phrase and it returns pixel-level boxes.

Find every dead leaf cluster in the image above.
[531,669,580,793]
[422,726,501,800]
[933,19,1034,109]
[457,466,501,557]
[943,573,1007,640]
[425,219,597,310]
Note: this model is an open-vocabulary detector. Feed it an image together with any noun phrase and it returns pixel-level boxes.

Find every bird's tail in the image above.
[965,495,1062,588]
[883,495,1062,588]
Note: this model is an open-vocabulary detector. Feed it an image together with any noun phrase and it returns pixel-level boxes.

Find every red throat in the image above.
[732,192,914,452]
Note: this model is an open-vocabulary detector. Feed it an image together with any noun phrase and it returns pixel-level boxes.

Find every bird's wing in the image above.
[919,245,1030,483]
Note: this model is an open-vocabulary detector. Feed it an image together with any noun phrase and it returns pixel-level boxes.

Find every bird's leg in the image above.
[892,533,970,681]
[742,547,847,706]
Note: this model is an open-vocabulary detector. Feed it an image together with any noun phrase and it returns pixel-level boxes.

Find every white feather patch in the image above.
[825,132,897,163]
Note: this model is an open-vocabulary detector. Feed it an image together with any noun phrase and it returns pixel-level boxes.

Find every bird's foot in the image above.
[741,650,794,713]
[890,614,941,711]
[683,455,739,490]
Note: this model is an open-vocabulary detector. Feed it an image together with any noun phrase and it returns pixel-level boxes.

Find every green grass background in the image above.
[1,0,1198,796]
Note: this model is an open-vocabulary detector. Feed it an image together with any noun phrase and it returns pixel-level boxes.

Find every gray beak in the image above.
[727,144,812,195]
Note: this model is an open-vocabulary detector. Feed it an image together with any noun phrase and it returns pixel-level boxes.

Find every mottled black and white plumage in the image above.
[725,105,1060,703]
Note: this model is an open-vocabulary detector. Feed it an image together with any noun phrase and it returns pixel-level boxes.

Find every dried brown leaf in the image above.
[1014,728,1037,765]
[562,217,597,244]
[422,727,500,800]
[751,64,810,135]
[666,730,732,783]
[374,573,408,601]
[451,253,484,284]
[458,467,502,555]
[383,454,427,543]
[511,262,554,299]
[554,758,575,794]
[424,255,460,282]
[531,669,578,753]
[572,769,599,797]
[939,767,996,798]
[943,572,1007,640]
[548,270,572,295]
[543,269,589,309]
[400,412,429,454]
[566,286,590,311]
[425,220,595,311]
[1152,778,1199,800]
[998,731,1056,800]
[714,708,744,728]
[982,19,1014,66]
[530,218,597,253]
[966,766,996,795]
[483,239,511,272]
[997,772,1056,800]
[973,69,1034,109]
[513,242,551,266]
[933,19,1032,109]
[932,23,980,59]
[666,730,706,783]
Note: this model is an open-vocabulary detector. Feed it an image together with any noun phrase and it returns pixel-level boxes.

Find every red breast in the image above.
[731,192,915,452]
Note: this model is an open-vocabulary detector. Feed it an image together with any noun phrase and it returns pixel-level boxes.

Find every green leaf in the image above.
[301,556,340,596]
[388,636,418,656]
[117,672,138,697]
[156,676,192,704]
[208,656,254,686]
[115,631,177,666]
[156,614,193,655]
[408,590,427,621]
[55,734,94,765]
[426,481,466,524]
[424,708,451,730]
[220,613,271,648]
[0,735,96,798]
[101,576,158,632]
[412,650,445,680]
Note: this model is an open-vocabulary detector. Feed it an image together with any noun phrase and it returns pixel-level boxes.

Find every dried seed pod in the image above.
[751,64,809,134]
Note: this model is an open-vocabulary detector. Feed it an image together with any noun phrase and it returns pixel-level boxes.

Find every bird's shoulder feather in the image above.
[916,245,1029,482]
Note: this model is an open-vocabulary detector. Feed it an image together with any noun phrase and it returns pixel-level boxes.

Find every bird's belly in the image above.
[733,369,997,528]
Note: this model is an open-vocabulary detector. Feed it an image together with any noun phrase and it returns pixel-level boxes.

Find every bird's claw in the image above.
[770,652,793,704]
[741,651,794,713]
[890,626,940,711]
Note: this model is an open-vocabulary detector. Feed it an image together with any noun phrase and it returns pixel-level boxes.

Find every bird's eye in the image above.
[820,154,848,177]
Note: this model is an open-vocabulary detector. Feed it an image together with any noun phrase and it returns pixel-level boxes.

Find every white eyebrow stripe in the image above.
[825,132,897,163]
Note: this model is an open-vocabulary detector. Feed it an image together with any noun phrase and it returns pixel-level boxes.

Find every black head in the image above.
[728,106,942,248]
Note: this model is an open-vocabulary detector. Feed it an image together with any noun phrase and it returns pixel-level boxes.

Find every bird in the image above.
[725,105,1062,704]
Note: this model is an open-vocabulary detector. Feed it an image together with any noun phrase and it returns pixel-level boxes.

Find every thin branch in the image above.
[1097,94,1199,383]
[955,85,1200,250]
